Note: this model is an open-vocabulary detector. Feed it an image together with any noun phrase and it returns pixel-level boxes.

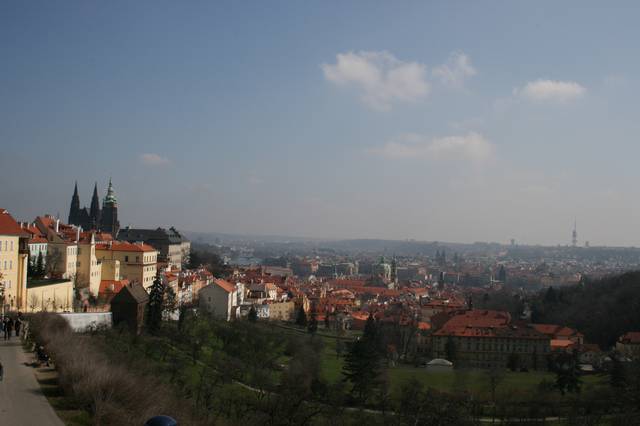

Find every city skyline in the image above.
[3,1,640,245]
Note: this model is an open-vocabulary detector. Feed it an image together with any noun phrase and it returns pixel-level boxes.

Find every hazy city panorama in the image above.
[3,2,640,425]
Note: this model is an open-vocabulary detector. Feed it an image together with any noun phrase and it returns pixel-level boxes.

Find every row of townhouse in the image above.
[199,277,296,321]
[14,215,158,312]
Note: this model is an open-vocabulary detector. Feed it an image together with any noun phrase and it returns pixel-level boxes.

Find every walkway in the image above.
[0,338,64,426]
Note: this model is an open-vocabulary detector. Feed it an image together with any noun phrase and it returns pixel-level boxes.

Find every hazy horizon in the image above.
[3,1,640,246]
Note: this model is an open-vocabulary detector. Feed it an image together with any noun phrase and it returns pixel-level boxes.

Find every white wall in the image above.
[59,312,112,332]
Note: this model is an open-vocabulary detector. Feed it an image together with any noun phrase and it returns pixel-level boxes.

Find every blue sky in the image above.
[2,1,640,245]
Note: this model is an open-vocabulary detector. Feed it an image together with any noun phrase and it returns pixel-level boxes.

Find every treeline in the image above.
[531,271,640,348]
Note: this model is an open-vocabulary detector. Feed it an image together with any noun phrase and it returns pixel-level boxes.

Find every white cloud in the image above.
[516,79,586,102]
[322,51,429,111]
[370,132,494,163]
[140,153,170,166]
[432,52,476,88]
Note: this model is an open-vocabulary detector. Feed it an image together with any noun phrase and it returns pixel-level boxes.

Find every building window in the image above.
[10,241,13,251]
[125,256,129,262]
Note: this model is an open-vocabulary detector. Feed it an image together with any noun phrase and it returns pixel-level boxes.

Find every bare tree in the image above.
[29,293,39,312]
[45,249,63,278]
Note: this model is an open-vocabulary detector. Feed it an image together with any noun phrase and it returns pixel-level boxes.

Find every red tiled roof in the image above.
[213,278,235,293]
[551,339,575,349]
[99,279,129,295]
[432,310,512,337]
[0,209,28,236]
[532,324,581,338]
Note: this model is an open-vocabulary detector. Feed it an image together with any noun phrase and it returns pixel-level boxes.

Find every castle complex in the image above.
[68,179,120,237]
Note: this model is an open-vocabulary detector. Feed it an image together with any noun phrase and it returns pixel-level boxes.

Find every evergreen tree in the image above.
[307,312,318,334]
[27,257,35,278]
[342,313,382,403]
[342,337,381,404]
[363,313,379,347]
[551,351,582,395]
[248,305,258,322]
[145,273,165,334]
[295,306,307,327]
[163,285,178,318]
[36,251,44,278]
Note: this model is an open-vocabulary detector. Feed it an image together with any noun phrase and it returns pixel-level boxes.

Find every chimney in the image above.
[55,219,60,233]
[76,227,81,242]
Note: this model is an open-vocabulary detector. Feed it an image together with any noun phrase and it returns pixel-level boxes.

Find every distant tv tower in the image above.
[572,219,577,247]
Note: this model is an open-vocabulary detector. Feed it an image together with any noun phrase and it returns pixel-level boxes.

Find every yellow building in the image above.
[268,300,296,321]
[35,216,103,295]
[0,209,29,311]
[96,241,157,289]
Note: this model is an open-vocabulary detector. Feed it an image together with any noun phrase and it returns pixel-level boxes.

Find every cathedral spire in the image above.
[89,181,101,229]
[68,181,81,225]
[104,178,117,205]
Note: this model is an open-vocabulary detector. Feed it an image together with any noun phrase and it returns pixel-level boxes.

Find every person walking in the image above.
[14,317,21,337]
[6,318,13,341]
[2,317,8,341]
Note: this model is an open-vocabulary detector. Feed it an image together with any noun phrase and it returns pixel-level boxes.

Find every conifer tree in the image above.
[146,273,165,334]
[27,257,35,277]
[36,251,45,278]
[342,313,382,404]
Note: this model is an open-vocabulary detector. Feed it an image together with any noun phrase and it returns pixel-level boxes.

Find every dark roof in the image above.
[117,227,187,245]
[27,279,71,289]
[111,284,149,304]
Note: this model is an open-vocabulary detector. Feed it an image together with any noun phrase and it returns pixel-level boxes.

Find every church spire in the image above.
[104,178,117,205]
[68,181,81,225]
[89,181,101,229]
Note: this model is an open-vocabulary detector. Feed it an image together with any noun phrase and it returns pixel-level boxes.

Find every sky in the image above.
[2,1,640,246]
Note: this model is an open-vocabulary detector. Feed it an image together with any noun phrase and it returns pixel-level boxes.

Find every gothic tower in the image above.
[89,182,101,229]
[101,178,120,237]
[68,182,80,225]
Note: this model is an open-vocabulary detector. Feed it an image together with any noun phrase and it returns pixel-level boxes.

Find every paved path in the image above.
[0,338,64,426]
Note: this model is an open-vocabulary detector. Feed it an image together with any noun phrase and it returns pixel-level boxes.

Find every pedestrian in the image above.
[6,318,13,341]
[14,317,21,337]
[2,318,8,341]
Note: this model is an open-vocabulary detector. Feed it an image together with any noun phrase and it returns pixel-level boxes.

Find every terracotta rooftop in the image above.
[0,209,28,237]
[213,278,235,293]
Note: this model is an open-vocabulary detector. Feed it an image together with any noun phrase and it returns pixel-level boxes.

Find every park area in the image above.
[27,312,637,425]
